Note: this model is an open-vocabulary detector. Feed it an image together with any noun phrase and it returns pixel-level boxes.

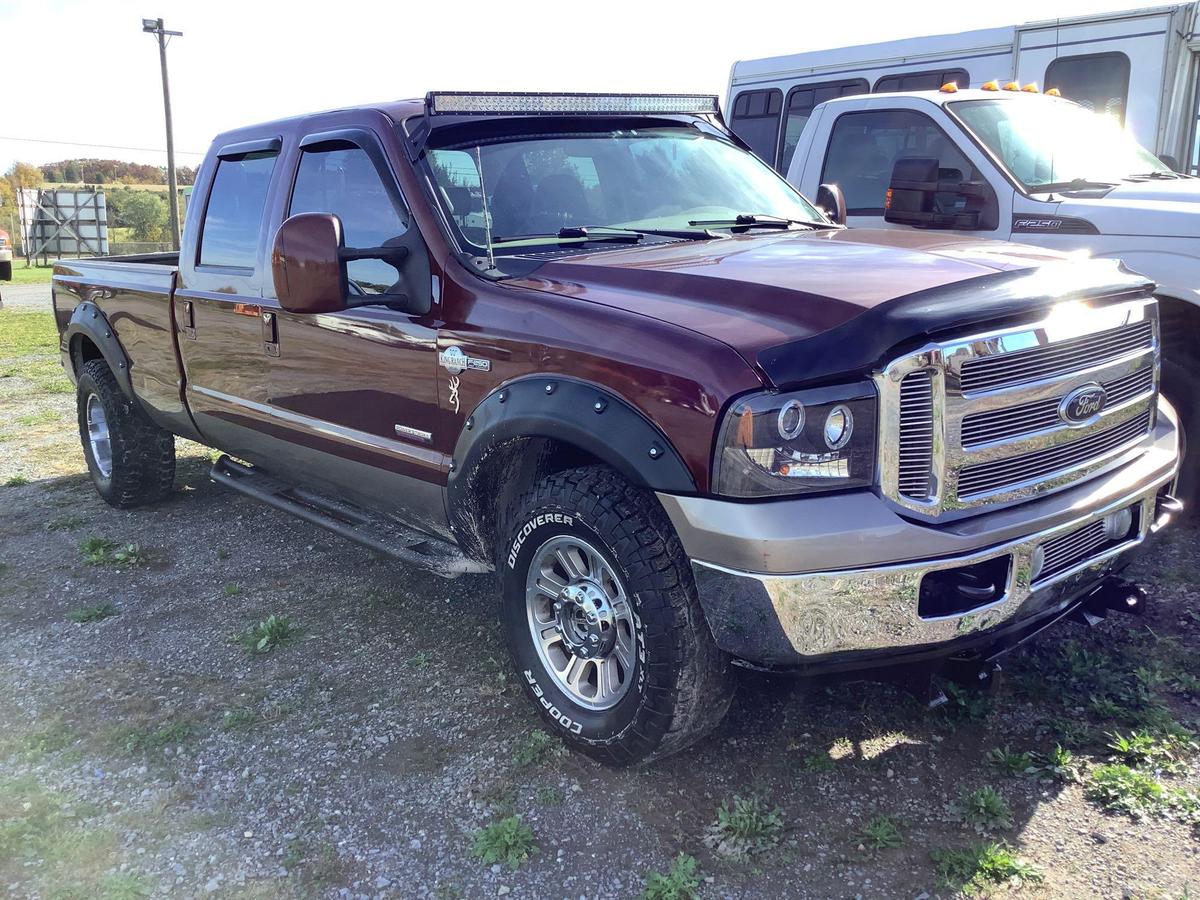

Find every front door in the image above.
[262,130,447,534]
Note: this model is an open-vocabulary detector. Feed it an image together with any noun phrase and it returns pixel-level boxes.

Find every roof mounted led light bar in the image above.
[425,91,720,117]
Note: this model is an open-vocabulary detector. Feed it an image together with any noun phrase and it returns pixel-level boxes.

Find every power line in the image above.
[0,135,206,157]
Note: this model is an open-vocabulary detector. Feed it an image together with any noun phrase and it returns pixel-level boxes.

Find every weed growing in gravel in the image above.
[801,751,836,773]
[221,708,258,731]
[1033,745,1080,783]
[470,815,536,870]
[106,720,194,756]
[79,538,143,567]
[1106,730,1195,774]
[67,602,117,624]
[222,583,242,596]
[406,650,431,669]
[941,682,991,723]
[480,782,518,815]
[856,814,904,850]
[986,747,1037,777]
[237,615,296,654]
[17,722,77,761]
[642,853,702,900]
[4,474,29,487]
[514,730,566,767]
[932,842,1042,893]
[703,796,784,860]
[45,514,86,531]
[954,786,1013,832]
[1086,764,1166,817]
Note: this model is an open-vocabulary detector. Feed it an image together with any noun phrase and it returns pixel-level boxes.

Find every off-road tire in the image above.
[77,358,175,508]
[1162,355,1199,512]
[499,465,734,766]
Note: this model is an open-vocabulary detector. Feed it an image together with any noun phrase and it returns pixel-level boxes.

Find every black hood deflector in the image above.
[756,258,1156,389]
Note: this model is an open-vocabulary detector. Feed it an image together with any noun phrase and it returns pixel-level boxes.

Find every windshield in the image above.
[424,126,824,254]
[950,98,1170,191]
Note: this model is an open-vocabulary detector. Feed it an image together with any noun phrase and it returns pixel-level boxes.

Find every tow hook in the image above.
[1074,577,1148,626]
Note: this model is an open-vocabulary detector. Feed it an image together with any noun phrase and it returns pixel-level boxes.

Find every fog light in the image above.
[823,405,853,449]
[1029,545,1046,583]
[1102,507,1134,541]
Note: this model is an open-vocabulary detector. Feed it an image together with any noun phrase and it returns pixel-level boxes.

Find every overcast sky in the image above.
[0,0,1153,174]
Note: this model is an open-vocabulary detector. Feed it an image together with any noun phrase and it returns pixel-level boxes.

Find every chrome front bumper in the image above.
[659,408,1179,669]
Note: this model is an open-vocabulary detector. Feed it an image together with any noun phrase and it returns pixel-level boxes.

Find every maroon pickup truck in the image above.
[53,92,1181,765]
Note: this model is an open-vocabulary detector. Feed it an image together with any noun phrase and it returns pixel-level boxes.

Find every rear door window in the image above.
[821,109,978,215]
[198,151,277,269]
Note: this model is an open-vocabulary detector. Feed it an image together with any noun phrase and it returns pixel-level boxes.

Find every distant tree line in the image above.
[38,158,197,186]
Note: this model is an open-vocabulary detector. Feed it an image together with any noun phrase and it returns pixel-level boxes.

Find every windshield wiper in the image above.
[491,226,644,247]
[1128,170,1187,180]
[1026,178,1118,193]
[687,213,834,230]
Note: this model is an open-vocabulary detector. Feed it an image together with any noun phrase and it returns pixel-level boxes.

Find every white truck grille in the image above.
[880,298,1158,517]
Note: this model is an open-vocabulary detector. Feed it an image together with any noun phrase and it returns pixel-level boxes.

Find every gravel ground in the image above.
[2,302,1200,899]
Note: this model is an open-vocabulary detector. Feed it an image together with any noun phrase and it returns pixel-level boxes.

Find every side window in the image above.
[874,68,970,94]
[289,144,408,296]
[1045,52,1130,123]
[729,89,783,166]
[821,109,978,215]
[779,78,868,174]
[198,151,277,269]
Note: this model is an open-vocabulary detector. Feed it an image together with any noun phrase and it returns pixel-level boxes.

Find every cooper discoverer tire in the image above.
[499,465,734,766]
[76,358,176,508]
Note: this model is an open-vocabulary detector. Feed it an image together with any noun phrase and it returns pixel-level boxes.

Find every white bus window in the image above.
[779,78,868,173]
[1045,52,1131,123]
[729,89,783,166]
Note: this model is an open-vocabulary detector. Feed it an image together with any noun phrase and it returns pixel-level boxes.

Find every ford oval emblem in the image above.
[1059,384,1107,425]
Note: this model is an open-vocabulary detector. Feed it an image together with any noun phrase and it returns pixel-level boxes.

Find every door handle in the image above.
[180,300,196,340]
[262,311,279,357]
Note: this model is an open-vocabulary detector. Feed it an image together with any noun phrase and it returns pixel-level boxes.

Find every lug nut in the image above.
[589,634,598,643]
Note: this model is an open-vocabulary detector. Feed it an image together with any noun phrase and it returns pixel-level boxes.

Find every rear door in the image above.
[174,138,282,461]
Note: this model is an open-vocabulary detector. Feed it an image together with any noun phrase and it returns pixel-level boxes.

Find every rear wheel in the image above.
[76,358,176,508]
[0,260,11,281]
[499,466,734,766]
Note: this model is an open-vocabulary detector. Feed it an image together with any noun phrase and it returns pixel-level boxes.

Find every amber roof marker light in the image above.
[939,82,959,93]
[981,80,1001,91]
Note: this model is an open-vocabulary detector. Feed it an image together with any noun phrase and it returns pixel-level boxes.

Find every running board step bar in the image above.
[209,455,490,578]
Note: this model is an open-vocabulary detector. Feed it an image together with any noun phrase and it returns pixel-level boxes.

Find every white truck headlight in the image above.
[713,382,877,498]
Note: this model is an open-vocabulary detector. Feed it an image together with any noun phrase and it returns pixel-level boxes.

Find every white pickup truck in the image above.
[784,85,1199,499]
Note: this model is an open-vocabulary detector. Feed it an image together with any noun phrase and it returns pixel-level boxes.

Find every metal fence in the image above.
[108,241,174,256]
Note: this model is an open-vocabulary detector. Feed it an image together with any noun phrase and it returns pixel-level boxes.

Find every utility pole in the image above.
[142,17,183,250]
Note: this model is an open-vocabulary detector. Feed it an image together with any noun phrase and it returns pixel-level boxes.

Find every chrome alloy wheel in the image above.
[525,535,638,710]
[86,393,113,478]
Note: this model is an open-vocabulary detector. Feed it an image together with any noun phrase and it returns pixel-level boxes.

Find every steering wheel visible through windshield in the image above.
[423,126,826,254]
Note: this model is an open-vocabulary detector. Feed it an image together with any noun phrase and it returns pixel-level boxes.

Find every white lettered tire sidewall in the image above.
[501,506,651,748]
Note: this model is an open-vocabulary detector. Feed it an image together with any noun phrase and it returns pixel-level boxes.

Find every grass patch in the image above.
[855,814,904,850]
[105,720,194,756]
[67,602,117,624]
[3,262,54,285]
[1106,729,1195,775]
[986,746,1037,777]
[1086,764,1166,817]
[4,474,29,486]
[46,514,88,531]
[933,842,1042,894]
[642,853,702,900]
[0,310,71,397]
[954,785,1013,832]
[236,614,296,654]
[470,815,536,870]
[703,795,784,860]
[222,583,242,596]
[220,707,259,731]
[514,729,566,767]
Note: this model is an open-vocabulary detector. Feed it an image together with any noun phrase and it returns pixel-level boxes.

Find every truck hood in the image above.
[1057,179,1200,238]
[508,228,1154,387]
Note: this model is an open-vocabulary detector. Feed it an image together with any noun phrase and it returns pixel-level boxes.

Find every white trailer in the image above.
[727,3,1200,174]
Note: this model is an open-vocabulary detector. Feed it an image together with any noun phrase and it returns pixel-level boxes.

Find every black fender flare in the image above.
[62,301,135,400]
[447,375,696,545]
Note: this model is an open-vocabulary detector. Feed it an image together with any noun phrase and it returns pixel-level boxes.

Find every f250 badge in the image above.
[438,346,491,375]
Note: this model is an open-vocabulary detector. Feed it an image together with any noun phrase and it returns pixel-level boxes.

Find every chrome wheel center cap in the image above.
[554,583,617,659]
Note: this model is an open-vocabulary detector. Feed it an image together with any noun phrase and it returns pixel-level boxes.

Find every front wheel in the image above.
[1162,356,1199,511]
[499,466,734,766]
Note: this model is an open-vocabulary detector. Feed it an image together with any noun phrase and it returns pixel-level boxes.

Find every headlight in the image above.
[713,382,877,498]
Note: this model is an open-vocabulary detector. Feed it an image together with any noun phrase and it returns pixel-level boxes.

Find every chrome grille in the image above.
[877,297,1159,517]
[959,319,1153,394]
[897,371,935,499]
[960,366,1154,448]
[1037,520,1108,581]
[957,411,1151,499]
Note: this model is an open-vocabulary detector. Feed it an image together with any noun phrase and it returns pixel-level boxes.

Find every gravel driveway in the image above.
[2,305,1199,899]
